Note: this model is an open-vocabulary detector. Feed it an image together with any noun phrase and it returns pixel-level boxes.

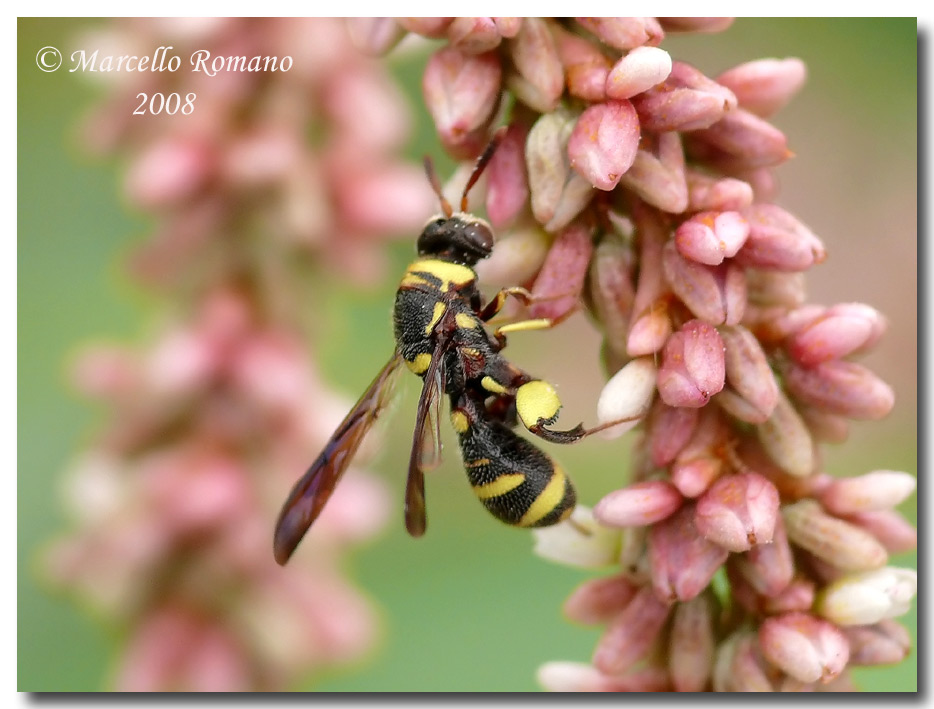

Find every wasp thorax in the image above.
[417,213,494,266]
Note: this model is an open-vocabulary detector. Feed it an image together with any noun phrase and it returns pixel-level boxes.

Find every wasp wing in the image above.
[274,352,403,565]
[404,346,446,538]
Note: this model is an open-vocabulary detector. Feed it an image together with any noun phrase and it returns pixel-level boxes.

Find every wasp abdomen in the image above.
[451,405,576,528]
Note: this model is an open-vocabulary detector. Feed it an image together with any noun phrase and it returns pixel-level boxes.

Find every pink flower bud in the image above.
[484,121,530,229]
[617,131,688,213]
[759,612,849,684]
[606,46,672,99]
[657,320,726,408]
[422,47,501,159]
[446,17,504,53]
[662,241,746,325]
[675,211,750,266]
[344,18,405,55]
[568,99,641,190]
[695,472,779,552]
[784,360,895,420]
[783,499,888,572]
[843,619,912,666]
[732,515,795,597]
[818,470,916,517]
[735,204,827,271]
[526,110,595,231]
[593,585,671,675]
[563,573,639,625]
[554,25,611,102]
[492,18,521,37]
[627,304,673,356]
[817,566,917,626]
[647,402,698,466]
[397,17,453,37]
[594,356,656,439]
[668,593,715,691]
[787,302,887,366]
[125,136,214,209]
[649,504,729,602]
[690,108,790,168]
[595,480,683,527]
[756,390,815,477]
[718,325,779,424]
[529,220,593,323]
[538,662,670,692]
[762,577,817,614]
[686,169,754,212]
[845,510,917,554]
[670,407,728,497]
[716,58,808,117]
[507,18,564,113]
[632,61,737,132]
[576,17,664,50]
[587,236,637,358]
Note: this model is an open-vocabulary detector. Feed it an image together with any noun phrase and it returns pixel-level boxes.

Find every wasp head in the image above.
[417,214,494,266]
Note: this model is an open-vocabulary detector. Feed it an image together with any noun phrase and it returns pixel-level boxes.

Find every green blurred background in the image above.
[19,18,917,692]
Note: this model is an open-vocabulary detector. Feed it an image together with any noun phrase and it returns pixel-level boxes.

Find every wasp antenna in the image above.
[460,126,508,213]
[423,156,454,219]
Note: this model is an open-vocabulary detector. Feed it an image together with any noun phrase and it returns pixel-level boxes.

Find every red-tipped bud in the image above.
[657,320,726,408]
[818,470,916,516]
[668,593,715,692]
[422,47,501,159]
[618,131,689,213]
[662,241,746,325]
[718,324,779,424]
[563,573,639,626]
[526,110,594,232]
[675,211,749,266]
[763,577,817,615]
[670,407,727,497]
[756,390,815,477]
[587,236,637,359]
[627,304,672,356]
[787,302,887,367]
[529,220,593,323]
[606,46,672,99]
[446,17,504,53]
[631,61,737,132]
[686,169,754,212]
[732,515,795,597]
[843,620,912,666]
[845,510,917,554]
[647,401,699,467]
[595,480,683,527]
[484,121,530,229]
[784,360,895,420]
[690,108,790,168]
[759,612,849,684]
[553,26,611,102]
[783,500,889,572]
[568,100,641,190]
[735,204,826,271]
[648,504,729,602]
[695,472,779,552]
[576,17,664,50]
[507,18,564,113]
[592,585,671,675]
[716,58,807,117]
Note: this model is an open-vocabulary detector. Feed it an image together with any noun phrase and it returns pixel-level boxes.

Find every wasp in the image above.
[274,131,626,565]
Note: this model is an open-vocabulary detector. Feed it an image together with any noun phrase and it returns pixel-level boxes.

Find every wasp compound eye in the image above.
[417,217,494,266]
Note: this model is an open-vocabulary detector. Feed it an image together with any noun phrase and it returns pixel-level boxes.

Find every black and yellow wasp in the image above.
[274,132,619,565]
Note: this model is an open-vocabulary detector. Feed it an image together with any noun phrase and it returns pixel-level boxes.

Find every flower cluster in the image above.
[45,18,433,690]
[356,17,917,692]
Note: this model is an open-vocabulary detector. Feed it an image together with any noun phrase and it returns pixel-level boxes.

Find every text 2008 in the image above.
[133,92,196,115]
